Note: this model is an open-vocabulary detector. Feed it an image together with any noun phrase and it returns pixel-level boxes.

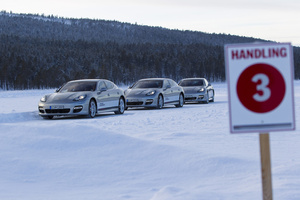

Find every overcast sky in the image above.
[2,0,300,46]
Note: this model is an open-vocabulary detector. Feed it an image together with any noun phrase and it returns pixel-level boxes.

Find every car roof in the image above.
[180,78,206,81]
[138,78,170,81]
[68,79,110,83]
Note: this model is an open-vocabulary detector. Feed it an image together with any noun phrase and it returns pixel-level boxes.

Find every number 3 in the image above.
[252,73,271,102]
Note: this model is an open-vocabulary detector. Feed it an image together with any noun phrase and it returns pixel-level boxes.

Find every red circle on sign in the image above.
[236,63,286,113]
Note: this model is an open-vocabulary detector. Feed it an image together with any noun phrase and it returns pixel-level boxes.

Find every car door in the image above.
[162,80,172,103]
[96,81,110,110]
[169,79,181,103]
[104,80,119,108]
[204,79,214,99]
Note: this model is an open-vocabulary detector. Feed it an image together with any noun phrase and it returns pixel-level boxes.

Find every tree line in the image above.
[0,12,299,90]
[0,35,224,89]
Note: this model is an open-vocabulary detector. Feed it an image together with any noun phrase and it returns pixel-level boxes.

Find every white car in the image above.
[125,78,184,109]
[38,79,126,119]
[178,78,214,103]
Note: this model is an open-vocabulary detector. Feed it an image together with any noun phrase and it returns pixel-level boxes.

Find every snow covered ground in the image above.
[0,82,299,200]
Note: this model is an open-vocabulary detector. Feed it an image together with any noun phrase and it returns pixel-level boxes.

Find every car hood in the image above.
[125,88,159,97]
[182,86,205,93]
[45,92,90,103]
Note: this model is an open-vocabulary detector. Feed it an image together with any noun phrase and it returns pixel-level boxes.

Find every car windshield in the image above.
[59,81,97,93]
[179,79,204,87]
[132,80,163,89]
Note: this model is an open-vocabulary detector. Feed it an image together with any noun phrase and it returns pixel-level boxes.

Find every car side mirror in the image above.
[98,87,107,94]
[164,85,171,91]
[129,83,135,89]
[208,83,211,86]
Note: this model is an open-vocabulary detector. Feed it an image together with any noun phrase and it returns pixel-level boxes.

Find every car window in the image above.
[98,81,107,90]
[169,79,177,87]
[163,80,171,88]
[166,80,172,88]
[132,80,163,89]
[59,81,97,93]
[105,81,115,89]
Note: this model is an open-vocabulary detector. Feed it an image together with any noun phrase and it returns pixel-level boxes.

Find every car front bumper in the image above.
[184,93,208,102]
[38,102,90,117]
[126,96,159,108]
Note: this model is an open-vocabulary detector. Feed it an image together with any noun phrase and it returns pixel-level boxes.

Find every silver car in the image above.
[125,78,184,109]
[38,79,126,119]
[178,78,214,103]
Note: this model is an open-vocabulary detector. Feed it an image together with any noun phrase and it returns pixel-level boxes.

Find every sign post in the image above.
[259,133,272,200]
[225,42,295,200]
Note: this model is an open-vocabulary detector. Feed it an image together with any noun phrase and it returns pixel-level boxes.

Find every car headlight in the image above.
[40,96,47,102]
[197,88,205,93]
[146,90,156,96]
[73,95,87,101]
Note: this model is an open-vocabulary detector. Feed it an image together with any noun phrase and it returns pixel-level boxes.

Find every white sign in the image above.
[225,42,295,133]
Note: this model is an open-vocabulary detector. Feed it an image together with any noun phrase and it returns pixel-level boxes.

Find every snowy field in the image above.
[0,82,299,200]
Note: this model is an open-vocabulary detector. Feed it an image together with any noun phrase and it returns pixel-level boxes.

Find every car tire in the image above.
[175,93,184,107]
[209,91,215,102]
[204,92,209,104]
[115,97,125,114]
[156,94,164,109]
[88,99,97,118]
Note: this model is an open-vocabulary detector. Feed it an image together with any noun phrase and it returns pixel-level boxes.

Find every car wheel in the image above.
[88,99,97,118]
[175,93,184,107]
[115,97,125,114]
[204,92,209,104]
[209,91,215,102]
[156,94,164,109]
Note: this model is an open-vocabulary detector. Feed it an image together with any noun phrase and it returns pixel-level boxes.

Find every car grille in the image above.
[45,109,70,114]
[185,97,197,101]
[127,102,143,106]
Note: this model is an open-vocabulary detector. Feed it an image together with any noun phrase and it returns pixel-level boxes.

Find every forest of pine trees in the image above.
[0,11,299,90]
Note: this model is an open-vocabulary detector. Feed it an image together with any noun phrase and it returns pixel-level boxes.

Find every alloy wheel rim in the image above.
[159,96,163,108]
[120,99,125,113]
[90,101,96,117]
[180,94,183,106]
